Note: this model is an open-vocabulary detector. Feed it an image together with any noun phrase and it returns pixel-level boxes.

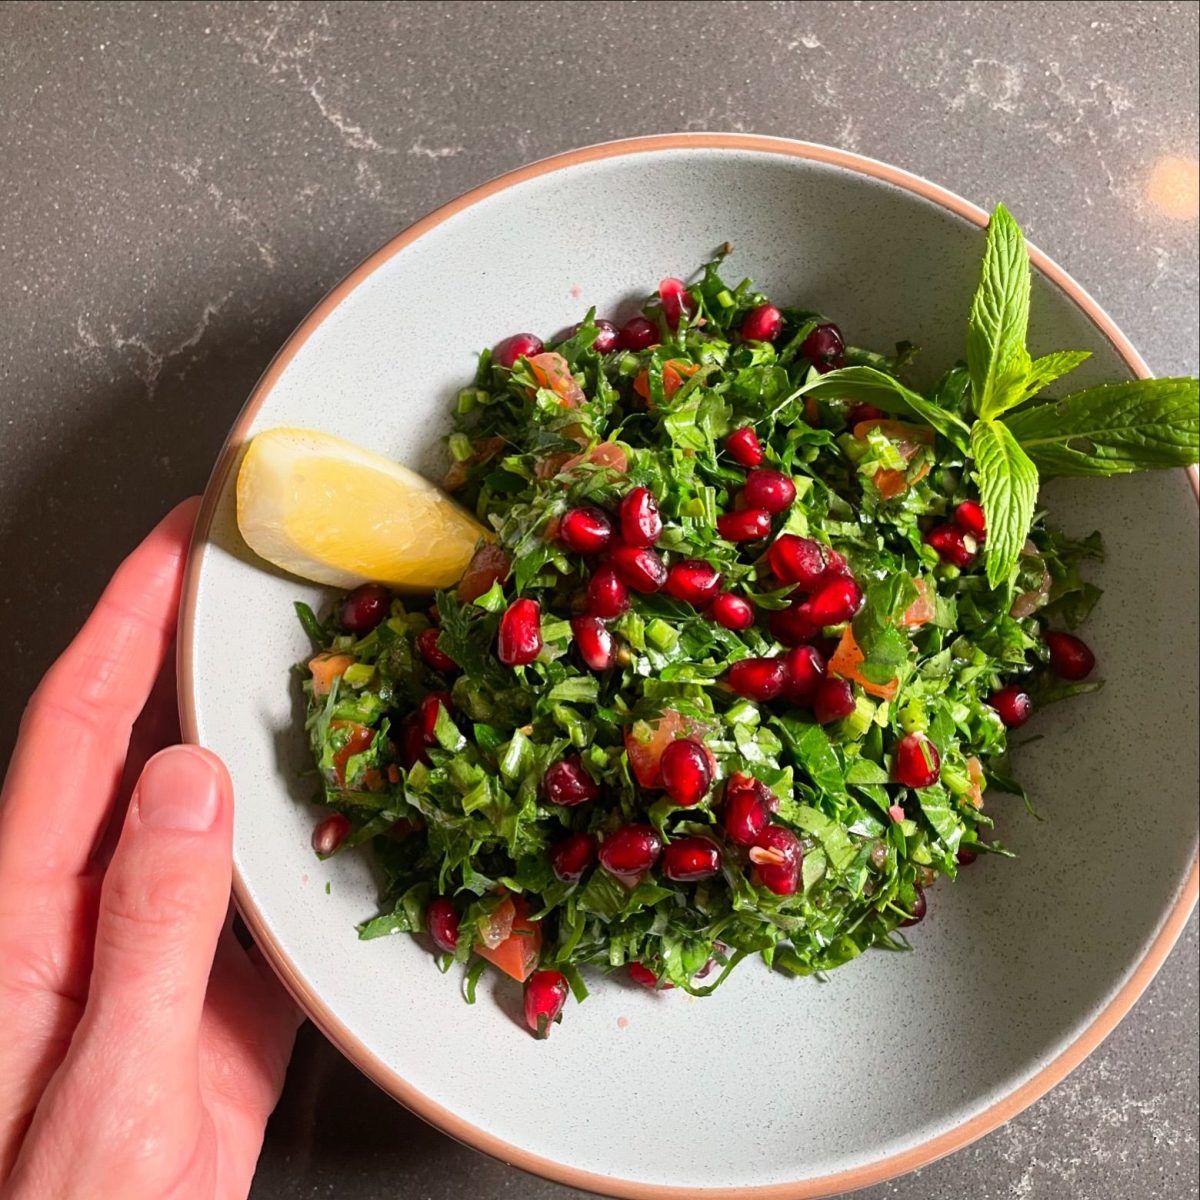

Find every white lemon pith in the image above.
[236,427,488,590]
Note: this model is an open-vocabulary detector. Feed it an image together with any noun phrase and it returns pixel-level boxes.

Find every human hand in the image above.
[0,498,301,1199]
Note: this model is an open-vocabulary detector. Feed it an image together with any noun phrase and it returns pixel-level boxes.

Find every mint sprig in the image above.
[814,204,1198,587]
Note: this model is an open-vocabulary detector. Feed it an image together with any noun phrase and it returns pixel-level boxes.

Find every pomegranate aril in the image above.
[954,499,987,541]
[587,564,630,617]
[783,644,827,706]
[549,832,598,883]
[619,486,662,547]
[894,732,941,788]
[723,785,771,847]
[847,403,886,425]
[769,535,828,589]
[660,738,712,806]
[956,847,978,866]
[750,824,803,895]
[416,627,458,673]
[989,685,1032,728]
[599,824,663,878]
[900,886,927,927]
[524,969,569,1038]
[494,332,544,369]
[770,601,821,647]
[709,591,755,631]
[726,656,787,701]
[741,303,784,342]
[560,505,614,555]
[818,546,852,582]
[727,771,779,814]
[618,315,658,352]
[741,469,797,514]
[340,583,391,634]
[571,615,615,670]
[717,508,772,542]
[658,276,695,329]
[807,577,864,626]
[426,897,460,954]
[566,317,619,354]
[609,543,668,593]
[312,812,351,856]
[813,676,855,724]
[399,719,428,769]
[801,322,844,362]
[419,691,453,744]
[1045,631,1095,681]
[497,597,542,666]
[628,962,667,989]
[543,757,601,806]
[726,426,764,467]
[925,523,978,568]
[666,559,723,606]
[663,836,722,882]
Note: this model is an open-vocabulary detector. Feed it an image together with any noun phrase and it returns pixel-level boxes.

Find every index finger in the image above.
[0,497,200,884]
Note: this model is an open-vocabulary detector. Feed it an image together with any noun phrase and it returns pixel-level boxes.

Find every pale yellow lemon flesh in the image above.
[236,427,488,590]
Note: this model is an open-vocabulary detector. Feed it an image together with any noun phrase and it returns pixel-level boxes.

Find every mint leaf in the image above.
[795,364,971,450]
[971,419,1039,587]
[967,204,1032,419]
[1014,350,1091,404]
[1004,377,1200,476]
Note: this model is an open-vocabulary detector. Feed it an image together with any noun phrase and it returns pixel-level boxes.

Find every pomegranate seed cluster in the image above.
[293,248,1107,1036]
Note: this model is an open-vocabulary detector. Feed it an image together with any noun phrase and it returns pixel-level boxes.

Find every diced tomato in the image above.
[804,395,820,427]
[560,440,630,476]
[852,418,936,447]
[528,352,586,407]
[457,544,511,602]
[965,756,985,809]
[874,463,930,500]
[624,710,715,788]
[309,652,355,697]
[854,418,935,500]
[900,578,936,628]
[477,896,516,949]
[330,720,375,787]
[633,359,699,404]
[827,627,899,701]
[474,894,542,982]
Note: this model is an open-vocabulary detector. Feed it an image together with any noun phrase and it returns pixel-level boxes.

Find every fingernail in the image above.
[137,746,222,831]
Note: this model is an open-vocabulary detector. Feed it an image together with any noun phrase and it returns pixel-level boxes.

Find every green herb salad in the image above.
[294,206,1199,1037]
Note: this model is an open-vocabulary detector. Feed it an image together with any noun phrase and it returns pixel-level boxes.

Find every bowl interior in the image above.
[187,144,1198,1195]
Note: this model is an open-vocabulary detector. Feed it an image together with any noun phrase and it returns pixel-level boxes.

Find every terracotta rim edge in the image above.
[176,133,1200,1200]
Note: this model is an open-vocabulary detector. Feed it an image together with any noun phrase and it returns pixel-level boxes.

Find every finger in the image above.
[91,650,180,870]
[0,497,199,885]
[81,745,232,1088]
[201,928,303,1121]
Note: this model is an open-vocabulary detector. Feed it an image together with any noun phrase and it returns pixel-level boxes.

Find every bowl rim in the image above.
[178,132,1199,1199]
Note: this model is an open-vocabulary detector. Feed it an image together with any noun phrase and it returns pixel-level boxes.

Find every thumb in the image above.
[86,745,233,1080]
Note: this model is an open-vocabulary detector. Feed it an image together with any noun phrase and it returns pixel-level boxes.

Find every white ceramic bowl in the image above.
[180,135,1199,1199]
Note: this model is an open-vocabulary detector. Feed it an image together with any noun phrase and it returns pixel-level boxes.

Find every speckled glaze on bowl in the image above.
[179,135,1199,1199]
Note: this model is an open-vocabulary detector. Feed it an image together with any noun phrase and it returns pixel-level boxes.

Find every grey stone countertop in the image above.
[0,2,1196,1198]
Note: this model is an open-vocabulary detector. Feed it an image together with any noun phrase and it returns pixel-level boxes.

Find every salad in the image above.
[291,207,1199,1038]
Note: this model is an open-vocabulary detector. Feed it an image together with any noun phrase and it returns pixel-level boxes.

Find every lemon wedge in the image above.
[236,427,489,590]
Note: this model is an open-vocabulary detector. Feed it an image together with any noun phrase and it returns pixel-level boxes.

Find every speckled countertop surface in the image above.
[1,2,1196,1197]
